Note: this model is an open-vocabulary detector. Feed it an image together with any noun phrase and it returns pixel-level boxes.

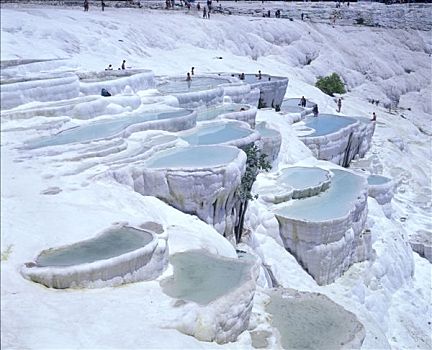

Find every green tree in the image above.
[234,144,271,243]
[315,73,346,96]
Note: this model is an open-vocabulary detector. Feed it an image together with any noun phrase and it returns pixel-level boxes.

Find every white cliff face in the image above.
[161,250,259,344]
[275,169,371,285]
[1,72,80,109]
[248,76,289,110]
[298,115,375,167]
[111,145,247,238]
[21,223,169,289]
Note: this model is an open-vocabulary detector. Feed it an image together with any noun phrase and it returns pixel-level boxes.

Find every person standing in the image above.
[101,1,106,11]
[337,98,342,112]
[313,104,319,117]
[299,96,306,108]
[83,0,89,11]
[191,67,195,75]
[121,60,126,70]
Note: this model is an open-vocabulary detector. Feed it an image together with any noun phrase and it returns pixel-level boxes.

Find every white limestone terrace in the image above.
[239,73,288,110]
[21,223,168,289]
[110,145,246,238]
[275,169,371,285]
[160,249,259,344]
[409,231,432,264]
[263,288,365,350]
[367,174,395,206]
[24,108,196,149]
[1,93,142,120]
[255,121,281,163]
[78,69,156,95]
[196,102,257,128]
[259,166,332,204]
[179,120,260,149]
[156,75,228,108]
[1,72,80,110]
[295,114,376,167]
[280,97,315,122]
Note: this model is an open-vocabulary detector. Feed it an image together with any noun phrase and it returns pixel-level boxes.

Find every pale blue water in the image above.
[157,77,230,93]
[145,145,239,168]
[26,110,191,149]
[266,292,360,350]
[161,250,249,305]
[181,123,253,145]
[196,103,247,121]
[367,174,391,185]
[256,123,279,138]
[276,169,364,221]
[36,227,153,267]
[278,167,329,190]
[303,114,356,137]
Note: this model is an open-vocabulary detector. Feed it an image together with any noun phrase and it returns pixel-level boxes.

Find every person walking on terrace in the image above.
[313,104,319,117]
[337,98,342,112]
[299,96,306,108]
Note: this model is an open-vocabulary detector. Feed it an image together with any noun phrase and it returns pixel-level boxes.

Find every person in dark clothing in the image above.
[186,72,192,81]
[121,60,126,70]
[191,67,195,75]
[197,2,200,10]
[239,73,245,80]
[105,64,113,71]
[83,0,89,11]
[313,104,319,117]
[299,96,306,108]
[301,13,304,20]
[101,0,105,11]
[258,70,262,79]
[203,7,207,18]
[337,98,342,112]
[101,88,111,97]
[371,112,376,121]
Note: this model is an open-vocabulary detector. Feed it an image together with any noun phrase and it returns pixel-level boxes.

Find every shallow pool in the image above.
[196,103,247,121]
[181,123,253,145]
[144,145,240,168]
[157,77,230,93]
[278,167,330,191]
[367,174,391,185]
[26,109,191,149]
[161,250,249,305]
[36,227,153,267]
[276,169,364,221]
[266,291,363,350]
[256,122,280,138]
[302,114,356,137]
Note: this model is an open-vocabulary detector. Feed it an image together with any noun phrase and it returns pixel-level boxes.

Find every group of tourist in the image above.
[105,60,126,71]
[83,0,106,11]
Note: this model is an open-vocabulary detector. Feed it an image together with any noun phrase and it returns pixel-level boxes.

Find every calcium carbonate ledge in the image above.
[79,69,155,95]
[161,249,259,344]
[112,145,246,238]
[367,174,395,205]
[275,169,371,285]
[1,72,80,110]
[21,223,168,289]
[256,122,282,163]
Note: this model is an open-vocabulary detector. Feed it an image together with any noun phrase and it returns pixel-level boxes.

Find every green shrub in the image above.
[315,73,346,96]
